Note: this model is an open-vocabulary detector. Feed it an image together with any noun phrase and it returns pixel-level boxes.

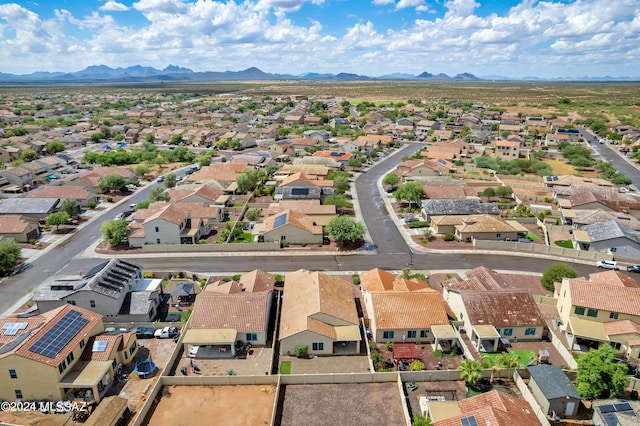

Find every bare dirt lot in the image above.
[143,385,276,426]
[279,383,404,426]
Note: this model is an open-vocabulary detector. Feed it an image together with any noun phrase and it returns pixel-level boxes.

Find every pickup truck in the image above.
[154,326,179,339]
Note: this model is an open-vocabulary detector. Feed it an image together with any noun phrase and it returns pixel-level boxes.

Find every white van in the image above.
[596,260,618,270]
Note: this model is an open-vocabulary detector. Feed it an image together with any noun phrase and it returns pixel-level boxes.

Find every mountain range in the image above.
[0,65,637,82]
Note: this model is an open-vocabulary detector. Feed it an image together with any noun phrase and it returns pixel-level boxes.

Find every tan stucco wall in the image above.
[280,331,334,356]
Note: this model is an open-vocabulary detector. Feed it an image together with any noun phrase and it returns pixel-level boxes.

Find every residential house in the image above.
[421,140,469,161]
[555,271,640,360]
[20,161,50,185]
[528,364,581,418]
[443,267,546,351]
[284,114,304,126]
[353,134,393,148]
[312,150,353,167]
[304,116,324,127]
[274,172,334,201]
[0,198,60,220]
[0,145,21,163]
[289,137,325,155]
[303,129,332,141]
[187,162,250,191]
[267,199,336,226]
[292,155,342,170]
[279,270,361,356]
[427,390,540,426]
[423,186,479,200]
[429,214,523,242]
[0,215,40,242]
[559,191,640,218]
[572,220,640,258]
[72,167,136,193]
[0,166,36,189]
[34,259,161,322]
[421,198,500,222]
[564,209,640,230]
[183,270,274,358]
[35,157,69,176]
[26,185,97,208]
[252,209,323,245]
[415,119,436,135]
[360,268,451,347]
[166,185,224,206]
[278,164,330,179]
[0,304,138,404]
[495,139,521,159]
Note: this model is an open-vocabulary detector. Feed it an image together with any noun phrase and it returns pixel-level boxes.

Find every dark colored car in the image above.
[132,327,155,339]
[627,265,640,273]
[165,313,181,322]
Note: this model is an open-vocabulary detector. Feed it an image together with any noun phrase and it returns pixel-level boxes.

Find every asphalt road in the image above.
[0,145,606,316]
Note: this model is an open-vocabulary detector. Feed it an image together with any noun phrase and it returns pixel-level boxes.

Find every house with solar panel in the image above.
[0,304,137,404]
[252,209,323,245]
[592,399,640,426]
[33,259,161,322]
[274,172,334,202]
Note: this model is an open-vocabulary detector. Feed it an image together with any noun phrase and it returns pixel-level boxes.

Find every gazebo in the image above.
[171,283,195,306]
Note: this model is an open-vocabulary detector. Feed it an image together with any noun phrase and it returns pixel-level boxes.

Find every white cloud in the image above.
[395,0,425,10]
[372,0,395,5]
[100,1,129,12]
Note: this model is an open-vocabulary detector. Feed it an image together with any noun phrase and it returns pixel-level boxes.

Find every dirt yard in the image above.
[143,385,276,426]
[0,411,72,426]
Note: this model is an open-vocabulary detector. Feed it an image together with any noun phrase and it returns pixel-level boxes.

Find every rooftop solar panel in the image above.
[291,187,310,196]
[600,405,616,413]
[29,310,88,359]
[92,341,108,352]
[460,416,479,426]
[273,213,287,228]
[614,402,632,412]
[603,413,619,426]
[2,322,28,336]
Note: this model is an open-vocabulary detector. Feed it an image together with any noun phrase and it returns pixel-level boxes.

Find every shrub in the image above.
[232,274,242,281]
[106,195,113,202]
[87,201,97,209]
[352,274,361,285]
[295,345,309,358]
[409,360,426,371]
[143,271,154,278]
[385,341,393,351]
[274,274,284,286]
[407,221,429,228]
[443,232,456,241]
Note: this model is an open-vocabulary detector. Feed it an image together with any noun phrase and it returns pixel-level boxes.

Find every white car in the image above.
[596,260,618,270]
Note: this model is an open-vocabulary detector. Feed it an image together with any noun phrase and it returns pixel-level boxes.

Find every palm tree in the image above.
[459,359,483,386]
[496,352,520,380]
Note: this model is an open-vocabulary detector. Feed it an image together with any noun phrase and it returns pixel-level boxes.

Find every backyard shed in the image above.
[528,364,581,418]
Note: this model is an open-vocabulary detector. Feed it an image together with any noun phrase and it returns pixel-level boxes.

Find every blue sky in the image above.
[0,0,638,78]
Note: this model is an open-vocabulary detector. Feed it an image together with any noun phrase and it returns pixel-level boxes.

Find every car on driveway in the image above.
[131,326,155,339]
[596,260,619,270]
[154,326,179,339]
[404,217,420,223]
[627,265,640,273]
[165,313,181,322]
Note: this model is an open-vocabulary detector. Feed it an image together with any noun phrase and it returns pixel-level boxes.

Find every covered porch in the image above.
[431,324,459,352]
[471,324,500,353]
[332,325,361,355]
[59,360,113,404]
[566,316,608,352]
[183,328,237,358]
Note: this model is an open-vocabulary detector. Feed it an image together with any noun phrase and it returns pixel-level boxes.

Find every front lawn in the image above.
[233,233,253,243]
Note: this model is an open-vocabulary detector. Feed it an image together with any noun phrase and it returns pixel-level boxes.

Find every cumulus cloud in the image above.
[99,1,129,12]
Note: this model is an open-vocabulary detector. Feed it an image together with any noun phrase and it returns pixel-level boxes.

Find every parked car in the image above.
[165,313,181,322]
[627,265,640,273]
[154,326,179,339]
[404,217,420,223]
[596,260,619,270]
[157,175,165,182]
[10,263,32,276]
[131,326,155,339]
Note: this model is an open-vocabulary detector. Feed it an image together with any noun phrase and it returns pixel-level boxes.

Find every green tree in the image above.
[541,263,578,291]
[170,133,183,145]
[60,198,79,218]
[236,169,263,193]
[459,359,483,385]
[135,164,150,177]
[576,344,628,400]
[323,194,351,213]
[495,185,513,197]
[98,173,126,193]
[482,187,496,197]
[135,200,151,210]
[149,187,170,202]
[91,131,106,142]
[164,172,177,188]
[394,181,423,208]
[46,211,70,230]
[495,352,520,368]
[101,219,129,244]
[0,239,21,275]
[144,134,155,144]
[611,173,632,186]
[411,414,432,426]
[199,155,212,167]
[383,173,401,187]
[45,141,65,155]
[20,149,37,162]
[245,208,261,222]
[348,158,362,169]
[332,173,350,194]
[325,216,365,247]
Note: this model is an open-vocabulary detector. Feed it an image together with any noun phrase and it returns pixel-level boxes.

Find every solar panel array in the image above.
[2,322,28,336]
[92,341,108,352]
[29,310,88,359]
[460,416,479,426]
[600,401,637,426]
[291,187,310,196]
[273,213,287,228]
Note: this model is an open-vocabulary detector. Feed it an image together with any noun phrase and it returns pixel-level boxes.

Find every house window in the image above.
[124,352,128,360]
[155,226,159,232]
[15,390,23,399]
[58,360,66,374]
[312,342,324,351]
[612,342,622,350]
[420,330,429,338]
[574,306,585,315]
[112,359,117,369]
[66,352,74,364]
[496,233,501,238]
[383,331,395,339]
[525,328,536,336]
[503,328,513,336]
[79,340,85,349]
[67,300,76,306]
[156,238,161,244]
[610,312,619,319]
[587,309,598,318]
[130,342,137,355]
[9,369,17,379]
[246,333,257,341]
[90,300,96,308]
[407,330,417,339]
[495,328,501,334]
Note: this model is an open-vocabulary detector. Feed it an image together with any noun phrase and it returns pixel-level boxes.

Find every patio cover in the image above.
[58,360,112,388]
[183,328,237,345]
[431,324,457,339]
[505,220,529,232]
[569,316,607,341]
[393,343,419,361]
[334,325,361,342]
[171,283,194,298]
[473,324,500,338]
